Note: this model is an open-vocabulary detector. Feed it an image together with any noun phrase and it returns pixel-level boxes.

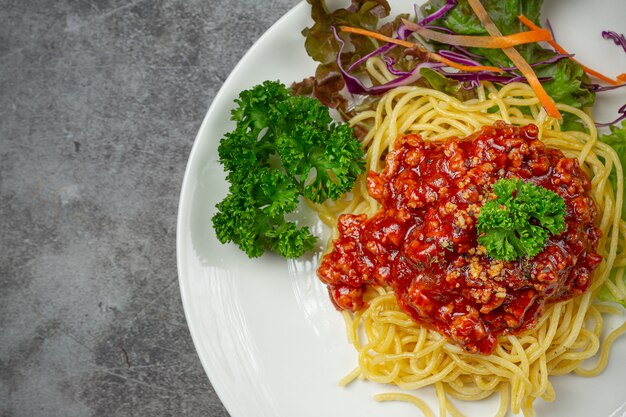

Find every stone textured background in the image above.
[1,0,299,415]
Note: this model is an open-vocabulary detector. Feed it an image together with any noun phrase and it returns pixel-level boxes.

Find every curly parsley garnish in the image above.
[212,81,365,259]
[476,178,566,261]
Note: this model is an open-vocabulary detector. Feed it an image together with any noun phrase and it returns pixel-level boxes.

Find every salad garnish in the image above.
[465,0,560,118]
[296,0,626,131]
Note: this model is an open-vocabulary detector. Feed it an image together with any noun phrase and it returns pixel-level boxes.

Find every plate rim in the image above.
[175,2,309,415]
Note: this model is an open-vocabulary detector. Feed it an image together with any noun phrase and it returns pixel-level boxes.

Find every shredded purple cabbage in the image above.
[498,53,572,77]
[527,53,573,67]
[583,82,626,93]
[437,50,487,67]
[417,0,457,26]
[602,30,626,53]
[434,50,566,82]
[442,71,552,90]
[596,103,626,127]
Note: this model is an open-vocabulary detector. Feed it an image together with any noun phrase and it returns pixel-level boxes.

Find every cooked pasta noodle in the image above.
[312,57,626,417]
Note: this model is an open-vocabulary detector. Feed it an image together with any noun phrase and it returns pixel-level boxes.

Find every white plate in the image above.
[177,1,626,416]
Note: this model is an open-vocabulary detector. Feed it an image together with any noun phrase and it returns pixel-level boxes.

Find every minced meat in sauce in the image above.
[317,121,602,354]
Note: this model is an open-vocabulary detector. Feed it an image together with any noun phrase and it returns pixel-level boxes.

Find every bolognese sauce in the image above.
[317,121,602,354]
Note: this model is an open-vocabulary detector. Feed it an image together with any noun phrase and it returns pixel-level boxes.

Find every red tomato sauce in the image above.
[317,121,602,354]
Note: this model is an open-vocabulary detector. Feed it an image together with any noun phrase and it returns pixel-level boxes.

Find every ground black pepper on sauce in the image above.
[317,122,602,354]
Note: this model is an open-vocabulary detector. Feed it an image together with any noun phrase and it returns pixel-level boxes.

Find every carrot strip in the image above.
[402,18,552,49]
[517,15,622,86]
[467,0,562,119]
[618,74,626,82]
[339,26,414,48]
[339,26,503,73]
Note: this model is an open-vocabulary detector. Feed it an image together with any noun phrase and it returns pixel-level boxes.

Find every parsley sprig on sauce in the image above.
[477,178,566,261]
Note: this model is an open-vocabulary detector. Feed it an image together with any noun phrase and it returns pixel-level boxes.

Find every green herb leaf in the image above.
[212,81,365,258]
[477,178,566,261]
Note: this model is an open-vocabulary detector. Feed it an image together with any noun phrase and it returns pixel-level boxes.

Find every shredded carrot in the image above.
[339,26,414,48]
[339,26,503,73]
[401,18,552,49]
[618,73,626,82]
[467,0,562,119]
[517,15,623,86]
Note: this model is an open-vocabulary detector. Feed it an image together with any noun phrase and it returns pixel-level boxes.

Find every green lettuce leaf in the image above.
[599,120,626,220]
[303,0,390,65]
[419,67,475,101]
[295,0,394,111]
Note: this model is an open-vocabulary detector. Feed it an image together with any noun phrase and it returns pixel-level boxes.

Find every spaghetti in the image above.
[312,57,626,417]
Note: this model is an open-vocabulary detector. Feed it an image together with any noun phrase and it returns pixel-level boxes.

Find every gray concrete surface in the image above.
[1,0,300,415]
